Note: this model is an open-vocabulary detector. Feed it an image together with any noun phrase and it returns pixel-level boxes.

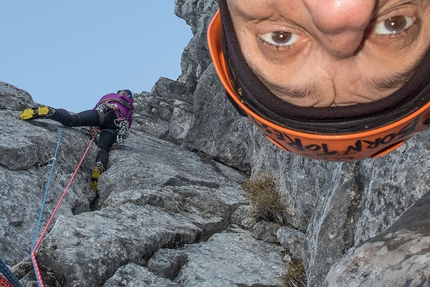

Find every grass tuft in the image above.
[243,174,307,286]
[242,174,289,226]
[282,259,307,287]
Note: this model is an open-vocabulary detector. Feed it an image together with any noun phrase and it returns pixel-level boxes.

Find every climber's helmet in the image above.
[118,90,133,98]
[207,8,430,162]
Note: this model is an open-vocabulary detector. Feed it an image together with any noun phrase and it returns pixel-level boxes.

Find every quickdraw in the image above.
[37,158,56,168]
[88,126,100,143]
[114,118,130,144]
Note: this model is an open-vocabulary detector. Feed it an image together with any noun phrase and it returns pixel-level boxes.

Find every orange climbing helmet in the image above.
[207,7,430,162]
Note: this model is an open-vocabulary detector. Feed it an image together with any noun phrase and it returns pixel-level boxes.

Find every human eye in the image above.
[373,16,414,35]
[259,31,299,47]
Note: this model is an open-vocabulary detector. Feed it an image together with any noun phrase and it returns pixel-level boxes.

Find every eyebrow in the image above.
[370,63,419,92]
[265,81,316,99]
[260,57,422,101]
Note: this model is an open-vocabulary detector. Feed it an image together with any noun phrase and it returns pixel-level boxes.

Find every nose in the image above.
[303,0,376,58]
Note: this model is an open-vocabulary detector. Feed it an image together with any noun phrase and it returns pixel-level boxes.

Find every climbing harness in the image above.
[31,136,95,287]
[96,98,133,114]
[0,258,22,287]
[96,101,118,113]
[96,100,131,144]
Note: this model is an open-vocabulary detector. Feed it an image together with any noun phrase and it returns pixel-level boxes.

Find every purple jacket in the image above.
[93,93,134,127]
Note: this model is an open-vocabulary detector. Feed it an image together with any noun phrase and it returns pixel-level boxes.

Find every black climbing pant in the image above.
[50,108,118,169]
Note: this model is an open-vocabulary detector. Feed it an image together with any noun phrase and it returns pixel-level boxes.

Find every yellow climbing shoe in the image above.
[91,168,101,191]
[92,168,101,180]
[37,106,51,116]
[91,162,104,191]
[91,179,99,191]
[20,106,53,120]
[20,108,36,120]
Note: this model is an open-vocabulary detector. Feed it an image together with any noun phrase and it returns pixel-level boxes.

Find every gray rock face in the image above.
[173,1,430,285]
[2,0,430,286]
[303,145,430,286]
[325,191,430,286]
[0,81,34,110]
[1,84,98,266]
[148,249,189,280]
[174,0,218,89]
[1,80,286,286]
[182,65,253,172]
[176,228,286,287]
[104,263,179,287]
[131,77,194,145]
[277,227,306,260]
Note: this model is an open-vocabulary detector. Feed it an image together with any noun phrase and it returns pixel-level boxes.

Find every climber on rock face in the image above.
[21,89,134,191]
[208,0,430,162]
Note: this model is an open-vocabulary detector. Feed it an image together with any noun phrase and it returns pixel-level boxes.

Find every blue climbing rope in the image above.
[30,127,63,287]
[0,257,23,287]
[31,127,63,250]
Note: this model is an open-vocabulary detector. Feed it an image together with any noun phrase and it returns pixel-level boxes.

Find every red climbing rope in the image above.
[0,275,13,287]
[31,138,95,287]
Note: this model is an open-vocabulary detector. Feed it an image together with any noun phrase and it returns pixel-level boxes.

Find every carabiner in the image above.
[38,157,56,168]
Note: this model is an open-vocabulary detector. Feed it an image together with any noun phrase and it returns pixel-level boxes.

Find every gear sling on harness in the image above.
[95,99,131,143]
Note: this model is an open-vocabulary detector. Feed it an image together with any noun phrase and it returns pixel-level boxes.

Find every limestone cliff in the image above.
[1,0,430,286]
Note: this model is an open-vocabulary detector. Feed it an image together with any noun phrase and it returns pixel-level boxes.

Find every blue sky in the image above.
[0,2,192,112]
